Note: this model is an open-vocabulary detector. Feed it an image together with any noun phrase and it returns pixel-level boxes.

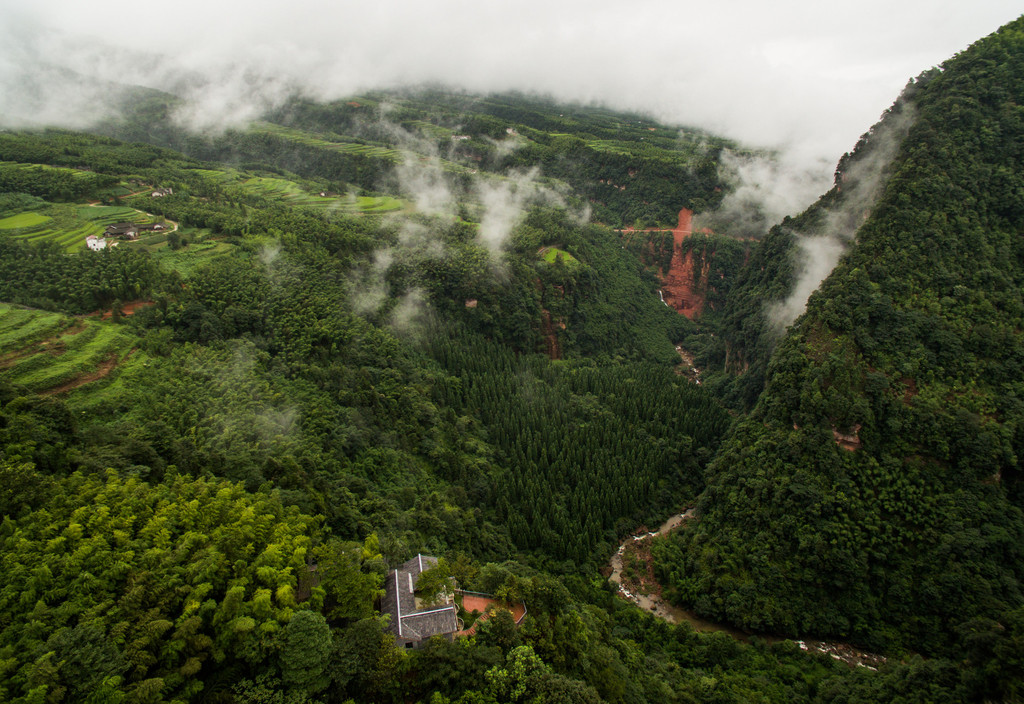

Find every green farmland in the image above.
[0,303,138,395]
[189,167,405,213]
[250,122,473,174]
[251,122,404,161]
[0,203,164,252]
[150,239,235,277]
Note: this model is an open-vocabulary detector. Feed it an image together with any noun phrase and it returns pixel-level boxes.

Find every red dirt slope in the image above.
[660,209,707,319]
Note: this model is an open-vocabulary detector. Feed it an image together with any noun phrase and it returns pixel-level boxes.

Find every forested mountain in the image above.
[98,89,733,229]
[654,16,1024,663]
[1,19,1023,703]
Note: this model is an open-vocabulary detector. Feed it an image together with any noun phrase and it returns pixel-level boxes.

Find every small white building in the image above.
[86,235,107,251]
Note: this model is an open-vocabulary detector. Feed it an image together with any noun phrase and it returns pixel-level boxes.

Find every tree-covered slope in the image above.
[102,89,732,228]
[656,17,1024,654]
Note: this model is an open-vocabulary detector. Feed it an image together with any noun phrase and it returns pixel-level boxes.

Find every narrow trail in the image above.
[608,511,888,669]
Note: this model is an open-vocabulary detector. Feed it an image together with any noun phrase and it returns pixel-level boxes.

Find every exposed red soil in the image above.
[100,300,155,320]
[533,272,565,360]
[660,209,708,319]
[617,209,710,320]
[455,593,527,637]
[901,377,918,405]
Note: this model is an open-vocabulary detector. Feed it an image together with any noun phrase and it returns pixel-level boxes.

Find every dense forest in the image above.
[1,16,1024,703]
[653,13,1024,666]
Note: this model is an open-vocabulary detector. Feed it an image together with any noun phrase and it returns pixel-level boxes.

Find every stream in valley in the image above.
[608,510,888,669]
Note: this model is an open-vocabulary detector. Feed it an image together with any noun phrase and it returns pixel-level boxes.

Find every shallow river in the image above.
[608,510,888,668]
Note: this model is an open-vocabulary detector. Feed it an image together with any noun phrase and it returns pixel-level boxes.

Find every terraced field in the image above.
[0,161,101,182]
[252,122,403,161]
[403,119,453,140]
[251,122,473,174]
[0,303,137,395]
[190,168,404,213]
[150,239,235,278]
[0,305,75,352]
[0,204,161,252]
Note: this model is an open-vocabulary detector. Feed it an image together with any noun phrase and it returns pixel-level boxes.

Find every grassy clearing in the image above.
[63,347,151,414]
[0,161,99,181]
[251,122,473,175]
[404,120,452,140]
[0,306,138,394]
[539,246,581,267]
[98,184,134,197]
[585,138,702,162]
[0,212,51,229]
[78,205,140,222]
[252,123,403,161]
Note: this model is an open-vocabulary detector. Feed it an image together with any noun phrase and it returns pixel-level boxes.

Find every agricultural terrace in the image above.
[0,203,163,252]
[252,123,403,161]
[251,122,474,174]
[149,239,235,278]
[403,119,454,140]
[187,168,405,214]
[0,303,138,395]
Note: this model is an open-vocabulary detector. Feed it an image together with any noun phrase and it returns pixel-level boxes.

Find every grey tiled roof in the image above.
[382,554,457,643]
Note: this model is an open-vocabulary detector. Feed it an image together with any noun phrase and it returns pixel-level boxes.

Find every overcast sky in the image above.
[1,1,1020,171]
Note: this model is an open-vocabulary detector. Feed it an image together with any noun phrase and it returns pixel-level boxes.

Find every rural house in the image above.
[104,223,139,240]
[382,554,461,648]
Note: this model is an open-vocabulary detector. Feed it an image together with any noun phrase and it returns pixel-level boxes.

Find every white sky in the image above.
[1,1,1020,170]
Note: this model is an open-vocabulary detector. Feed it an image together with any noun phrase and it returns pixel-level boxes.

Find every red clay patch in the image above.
[101,300,154,320]
[456,593,527,637]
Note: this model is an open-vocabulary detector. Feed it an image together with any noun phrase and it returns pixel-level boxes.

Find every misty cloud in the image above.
[350,249,394,316]
[2,1,1018,172]
[765,103,916,332]
[697,149,834,239]
[765,235,848,332]
[476,168,544,254]
[388,289,431,339]
[396,153,456,217]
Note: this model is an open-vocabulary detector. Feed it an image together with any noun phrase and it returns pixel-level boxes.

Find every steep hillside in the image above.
[655,17,1024,655]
